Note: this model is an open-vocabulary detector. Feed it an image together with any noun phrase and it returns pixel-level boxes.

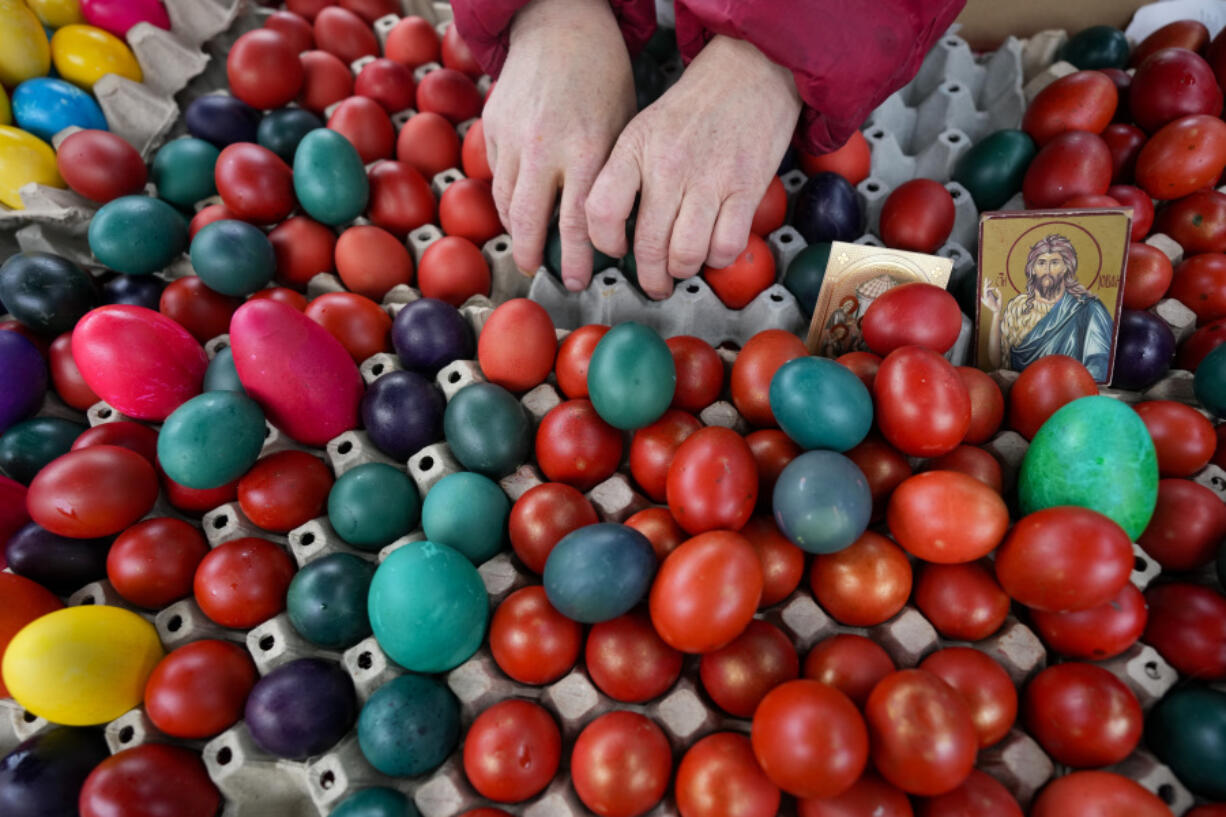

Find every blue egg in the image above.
[770,356,872,451]
[184,95,262,148]
[12,78,107,143]
[773,450,871,554]
[101,273,164,310]
[543,523,656,623]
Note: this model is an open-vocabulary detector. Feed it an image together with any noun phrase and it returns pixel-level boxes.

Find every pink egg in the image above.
[72,305,208,421]
[229,299,363,446]
[81,0,171,36]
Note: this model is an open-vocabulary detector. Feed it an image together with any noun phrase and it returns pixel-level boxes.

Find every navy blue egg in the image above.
[361,370,445,460]
[184,95,263,148]
[257,107,324,163]
[102,273,165,310]
[204,346,245,393]
[5,522,111,595]
[773,450,871,554]
[244,658,357,760]
[391,297,474,374]
[543,523,656,623]
[792,172,864,244]
[0,332,46,435]
[1111,309,1176,391]
[11,78,107,143]
[0,727,110,817]
[0,251,98,335]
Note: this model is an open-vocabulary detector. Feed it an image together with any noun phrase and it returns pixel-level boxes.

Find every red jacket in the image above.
[451,0,965,154]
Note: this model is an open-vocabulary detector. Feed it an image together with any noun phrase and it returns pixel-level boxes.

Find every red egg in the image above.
[298,50,354,114]
[227,29,304,110]
[263,10,315,53]
[27,446,159,538]
[313,6,378,63]
[367,160,435,237]
[396,111,461,178]
[355,58,416,113]
[416,67,482,124]
[214,143,296,224]
[328,96,395,164]
[269,216,337,290]
[384,16,440,68]
[55,130,147,203]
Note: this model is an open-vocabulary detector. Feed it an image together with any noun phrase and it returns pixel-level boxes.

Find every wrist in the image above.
[693,35,802,113]
[511,0,619,42]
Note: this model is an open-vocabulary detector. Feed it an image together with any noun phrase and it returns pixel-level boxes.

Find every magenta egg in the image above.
[81,0,170,36]
[71,305,208,420]
[229,299,363,446]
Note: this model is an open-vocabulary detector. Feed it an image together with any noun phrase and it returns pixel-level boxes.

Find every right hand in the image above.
[981,280,1001,314]
[482,0,636,288]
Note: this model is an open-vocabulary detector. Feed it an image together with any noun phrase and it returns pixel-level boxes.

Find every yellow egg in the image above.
[0,86,10,126]
[0,125,64,209]
[1,606,163,726]
[51,23,141,90]
[24,0,81,27]
[0,0,52,87]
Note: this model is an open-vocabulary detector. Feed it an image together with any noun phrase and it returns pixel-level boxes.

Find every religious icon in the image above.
[974,210,1131,383]
[806,243,954,357]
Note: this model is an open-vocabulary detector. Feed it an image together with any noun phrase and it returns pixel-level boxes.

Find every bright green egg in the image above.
[587,322,675,430]
[293,128,369,226]
[287,553,375,650]
[420,471,509,564]
[156,390,265,489]
[88,195,188,275]
[190,220,275,297]
[151,137,220,210]
[328,463,419,550]
[1018,395,1158,540]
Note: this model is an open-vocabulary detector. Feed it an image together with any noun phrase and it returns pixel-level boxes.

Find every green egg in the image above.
[545,222,619,279]
[328,463,420,550]
[203,346,244,393]
[190,220,275,297]
[783,242,832,317]
[357,674,460,777]
[952,130,1036,211]
[1147,686,1226,799]
[257,107,323,164]
[151,137,220,210]
[0,417,86,484]
[293,128,369,226]
[88,195,188,276]
[156,391,266,490]
[587,322,676,430]
[287,553,375,650]
[330,787,420,817]
[367,539,487,673]
[1059,25,1130,70]
[443,382,531,478]
[1018,395,1158,540]
[420,471,509,564]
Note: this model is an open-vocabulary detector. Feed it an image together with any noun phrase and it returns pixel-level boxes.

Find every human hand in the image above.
[482,0,636,285]
[585,35,802,299]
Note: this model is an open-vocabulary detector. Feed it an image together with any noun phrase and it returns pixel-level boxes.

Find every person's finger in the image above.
[507,163,558,274]
[632,175,683,300]
[586,139,640,259]
[558,167,598,292]
[491,150,517,234]
[667,190,719,280]
[706,192,758,269]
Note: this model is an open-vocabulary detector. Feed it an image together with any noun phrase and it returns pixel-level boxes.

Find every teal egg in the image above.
[587,322,676,430]
[156,391,266,489]
[88,195,188,276]
[258,107,323,164]
[1194,343,1226,417]
[190,220,275,297]
[1018,395,1158,540]
[203,346,244,393]
[328,463,420,550]
[545,222,618,279]
[151,138,220,210]
[1059,25,1130,70]
[443,382,531,478]
[783,242,831,317]
[330,787,420,817]
[293,128,369,226]
[368,539,487,673]
[420,471,509,564]
[769,356,872,451]
[356,674,459,777]
[0,417,86,484]
[287,553,375,650]
[12,78,107,143]
[1147,686,1226,799]
[953,129,1036,211]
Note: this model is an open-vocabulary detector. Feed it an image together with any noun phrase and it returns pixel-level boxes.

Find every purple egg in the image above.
[5,522,111,595]
[1112,308,1176,390]
[0,332,46,434]
[391,298,473,375]
[361,370,446,461]
[244,658,356,760]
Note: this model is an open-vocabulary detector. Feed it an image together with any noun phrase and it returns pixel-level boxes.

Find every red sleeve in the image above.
[451,0,658,78]
[674,0,966,154]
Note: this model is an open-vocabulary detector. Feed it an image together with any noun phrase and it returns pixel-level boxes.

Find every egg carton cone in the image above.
[164,0,243,47]
[13,222,95,271]
[128,22,212,99]
[288,517,377,568]
[1023,61,1079,105]
[204,723,315,817]
[306,733,405,816]
[766,225,806,276]
[1152,299,1197,346]
[0,183,96,233]
[93,74,180,161]
[970,615,1048,686]
[326,429,404,476]
[431,167,465,198]
[499,462,545,502]
[1020,30,1069,83]
[866,606,941,667]
[202,501,287,547]
[68,579,143,613]
[35,391,86,423]
[407,224,444,265]
[408,441,464,498]
[1107,750,1196,816]
[984,429,1029,497]
[359,352,405,385]
[476,551,533,605]
[484,234,531,303]
[585,472,651,522]
[104,707,192,755]
[1131,544,1163,591]
[760,592,837,654]
[1145,232,1184,267]
[1193,464,1226,503]
[528,267,806,348]
[1094,642,1179,711]
[260,419,317,458]
[1141,370,1197,405]
[698,400,750,434]
[0,699,50,756]
[979,728,1055,807]
[522,382,563,425]
[343,636,403,704]
[247,613,342,676]
[156,598,247,650]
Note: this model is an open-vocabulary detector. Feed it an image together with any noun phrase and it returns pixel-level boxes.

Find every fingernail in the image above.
[563,275,584,292]
[517,266,536,278]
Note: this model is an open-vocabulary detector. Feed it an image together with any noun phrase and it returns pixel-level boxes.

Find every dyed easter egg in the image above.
[0,0,51,88]
[587,322,676,430]
[327,462,419,550]
[773,450,872,554]
[1111,309,1175,390]
[150,137,219,209]
[293,127,369,225]
[421,471,509,563]
[0,251,98,335]
[51,24,142,90]
[443,382,532,478]
[0,572,62,698]
[56,129,145,203]
[257,106,323,163]
[770,356,873,451]
[1194,342,1226,417]
[0,124,64,209]
[1148,686,1226,800]
[543,523,657,623]
[184,95,262,148]
[157,391,266,490]
[203,346,243,392]
[1019,395,1158,540]
[331,788,420,817]
[80,0,169,37]
[0,86,9,125]
[245,658,357,759]
[12,78,106,142]
[357,674,459,777]
[230,299,363,446]
[1,606,163,725]
[89,195,188,275]
[0,416,86,484]
[360,370,445,460]
[0,331,46,434]
[286,553,374,650]
[101,273,163,309]
[190,221,275,297]
[4,522,110,594]
[24,0,84,28]
[0,728,109,817]
[26,445,158,537]
[368,540,488,673]
[72,305,208,420]
[391,297,473,374]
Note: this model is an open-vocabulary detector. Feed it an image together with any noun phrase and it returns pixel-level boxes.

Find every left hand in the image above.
[584,35,803,299]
